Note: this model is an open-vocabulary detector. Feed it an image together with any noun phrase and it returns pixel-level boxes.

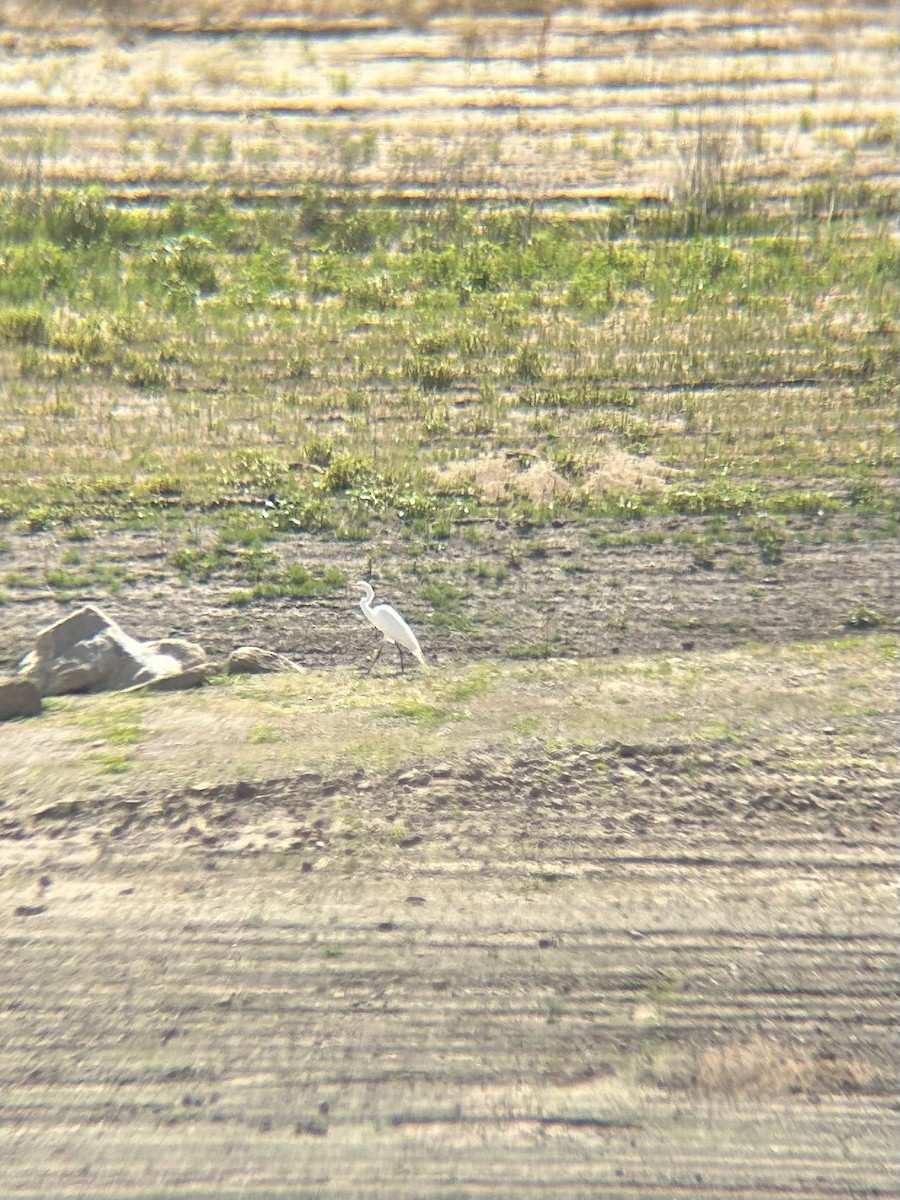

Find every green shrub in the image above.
[0,306,47,345]
[0,241,72,303]
[748,514,788,564]
[321,452,373,492]
[512,342,544,382]
[43,186,111,247]
[141,234,218,306]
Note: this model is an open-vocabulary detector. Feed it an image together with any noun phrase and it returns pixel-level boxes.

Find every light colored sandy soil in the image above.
[2,725,898,1197]
[0,3,895,203]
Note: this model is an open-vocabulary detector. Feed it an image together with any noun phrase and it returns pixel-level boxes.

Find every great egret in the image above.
[355,580,426,674]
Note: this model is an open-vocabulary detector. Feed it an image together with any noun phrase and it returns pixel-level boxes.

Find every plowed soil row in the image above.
[2,706,898,1197]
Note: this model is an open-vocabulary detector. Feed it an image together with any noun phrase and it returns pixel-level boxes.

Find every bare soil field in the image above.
[2,684,899,1197]
[1,2,899,1197]
[2,519,898,1196]
[0,512,898,672]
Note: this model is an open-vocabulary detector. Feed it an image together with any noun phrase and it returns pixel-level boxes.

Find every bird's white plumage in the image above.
[356,580,426,668]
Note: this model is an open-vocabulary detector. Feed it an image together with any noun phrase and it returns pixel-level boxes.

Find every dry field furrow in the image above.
[0,3,895,200]
[2,720,898,1195]
[1,519,897,672]
[2,824,898,1198]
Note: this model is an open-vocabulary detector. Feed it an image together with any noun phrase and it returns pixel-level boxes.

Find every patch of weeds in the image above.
[767,489,843,516]
[644,971,684,1007]
[588,410,655,454]
[512,342,545,382]
[690,538,716,570]
[267,494,332,534]
[0,306,47,345]
[285,351,311,380]
[63,525,94,542]
[418,578,474,630]
[656,709,687,725]
[874,637,898,662]
[141,233,219,308]
[698,719,740,742]
[227,449,290,493]
[4,570,34,588]
[467,560,508,585]
[119,350,171,390]
[379,698,450,727]
[844,604,886,629]
[445,670,494,702]
[320,451,374,493]
[302,435,336,467]
[432,611,475,632]
[94,752,133,774]
[106,721,142,746]
[21,504,56,533]
[420,579,466,611]
[44,566,96,593]
[384,820,409,845]
[169,544,228,582]
[515,715,542,736]
[227,564,346,605]
[666,480,762,517]
[505,639,562,661]
[402,348,457,391]
[72,700,146,756]
[747,514,788,564]
[249,723,284,744]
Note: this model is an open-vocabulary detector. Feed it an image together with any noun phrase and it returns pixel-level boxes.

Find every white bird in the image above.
[355,580,427,674]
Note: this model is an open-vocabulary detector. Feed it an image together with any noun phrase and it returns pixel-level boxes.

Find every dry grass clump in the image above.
[434,447,668,505]
[433,454,573,504]
[5,0,567,30]
[693,1037,875,1100]
[584,447,669,497]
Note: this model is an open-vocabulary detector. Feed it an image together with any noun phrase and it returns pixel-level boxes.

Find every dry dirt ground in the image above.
[1,517,899,1198]
[1,723,898,1197]
[0,513,898,671]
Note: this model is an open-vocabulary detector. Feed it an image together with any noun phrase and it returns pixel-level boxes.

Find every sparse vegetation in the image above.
[0,178,895,549]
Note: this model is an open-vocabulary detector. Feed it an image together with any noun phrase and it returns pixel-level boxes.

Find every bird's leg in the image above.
[365,640,384,674]
[396,644,405,674]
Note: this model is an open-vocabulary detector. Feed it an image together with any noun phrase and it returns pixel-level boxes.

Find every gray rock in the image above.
[17,605,209,697]
[0,676,42,721]
[144,638,208,670]
[225,646,304,675]
[124,664,209,694]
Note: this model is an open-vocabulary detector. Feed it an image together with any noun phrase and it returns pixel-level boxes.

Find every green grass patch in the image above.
[0,184,895,543]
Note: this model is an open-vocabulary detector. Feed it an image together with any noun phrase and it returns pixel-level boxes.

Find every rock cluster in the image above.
[1,605,207,720]
[1,606,307,720]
